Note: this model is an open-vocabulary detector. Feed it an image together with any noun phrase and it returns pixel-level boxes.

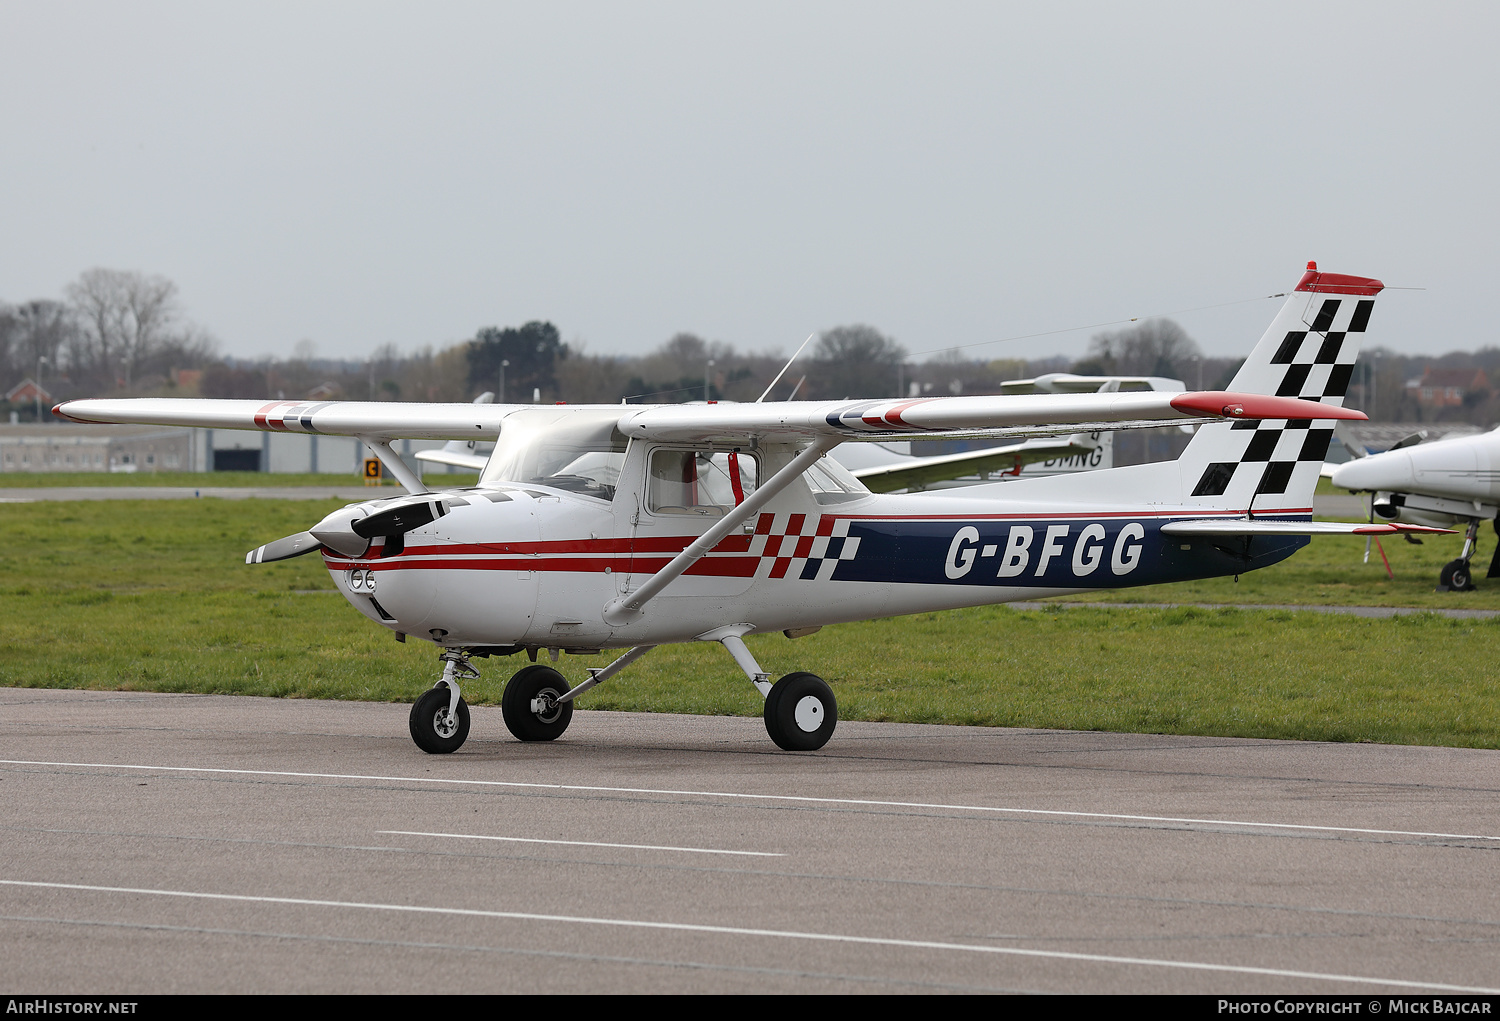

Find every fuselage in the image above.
[323,451,1306,652]
[1331,427,1500,526]
[1331,427,1500,503]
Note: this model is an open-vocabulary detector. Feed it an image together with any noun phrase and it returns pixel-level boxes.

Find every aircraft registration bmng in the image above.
[55,262,1444,755]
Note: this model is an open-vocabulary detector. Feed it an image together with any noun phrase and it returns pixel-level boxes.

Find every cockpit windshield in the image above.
[479,409,628,500]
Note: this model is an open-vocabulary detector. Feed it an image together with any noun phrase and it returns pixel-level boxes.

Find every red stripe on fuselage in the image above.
[814,508,1313,522]
[324,552,761,577]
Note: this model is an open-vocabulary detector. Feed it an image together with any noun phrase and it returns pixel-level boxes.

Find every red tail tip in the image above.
[1306,260,1317,272]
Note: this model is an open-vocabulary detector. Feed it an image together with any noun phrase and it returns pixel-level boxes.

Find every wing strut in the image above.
[602,438,834,625]
[359,435,429,494]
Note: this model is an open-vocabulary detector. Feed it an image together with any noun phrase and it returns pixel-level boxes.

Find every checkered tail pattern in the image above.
[1178,284,1376,511]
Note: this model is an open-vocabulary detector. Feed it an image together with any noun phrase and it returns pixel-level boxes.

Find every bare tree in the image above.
[1080,319,1200,379]
[0,300,76,387]
[810,324,907,398]
[66,268,181,389]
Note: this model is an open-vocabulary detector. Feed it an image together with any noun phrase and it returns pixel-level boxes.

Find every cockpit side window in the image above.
[647,448,759,516]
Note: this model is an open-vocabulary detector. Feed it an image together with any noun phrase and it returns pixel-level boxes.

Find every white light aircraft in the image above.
[1331,427,1500,590]
[56,262,1438,754]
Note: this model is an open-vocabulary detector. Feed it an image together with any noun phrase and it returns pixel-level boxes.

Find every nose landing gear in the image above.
[409,651,476,754]
[1437,518,1484,592]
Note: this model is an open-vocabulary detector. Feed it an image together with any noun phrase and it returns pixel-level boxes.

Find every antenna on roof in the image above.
[756,333,817,403]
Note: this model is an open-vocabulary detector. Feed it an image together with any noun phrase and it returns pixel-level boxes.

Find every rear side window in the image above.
[648,449,758,516]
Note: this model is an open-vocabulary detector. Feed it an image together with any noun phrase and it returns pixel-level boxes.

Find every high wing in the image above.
[616,391,1364,443]
[850,434,1095,494]
[53,397,514,441]
[55,389,1364,448]
[410,392,498,471]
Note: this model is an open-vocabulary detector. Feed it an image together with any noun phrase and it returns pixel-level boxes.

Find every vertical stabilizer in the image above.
[1178,263,1383,513]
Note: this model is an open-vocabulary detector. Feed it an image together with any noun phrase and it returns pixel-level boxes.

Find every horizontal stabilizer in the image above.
[245,531,324,564]
[1160,519,1453,537]
[413,447,489,471]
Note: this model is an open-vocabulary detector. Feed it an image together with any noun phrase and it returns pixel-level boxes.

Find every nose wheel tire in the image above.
[502,664,574,742]
[1439,559,1476,592]
[409,687,471,754]
[764,672,837,751]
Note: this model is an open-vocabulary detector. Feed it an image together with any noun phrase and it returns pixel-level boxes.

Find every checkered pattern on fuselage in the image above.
[751,512,862,581]
[1182,293,1372,507]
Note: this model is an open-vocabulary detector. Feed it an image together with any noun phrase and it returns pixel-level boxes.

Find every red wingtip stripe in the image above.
[1169,392,1367,421]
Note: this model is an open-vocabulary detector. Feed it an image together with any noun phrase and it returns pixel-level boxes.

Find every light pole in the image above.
[35,355,48,423]
[705,359,715,401]
[499,359,509,403]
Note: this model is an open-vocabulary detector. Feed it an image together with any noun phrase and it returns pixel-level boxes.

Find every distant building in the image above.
[1405,366,1490,408]
[170,368,202,390]
[0,424,189,473]
[0,422,458,475]
[4,379,52,405]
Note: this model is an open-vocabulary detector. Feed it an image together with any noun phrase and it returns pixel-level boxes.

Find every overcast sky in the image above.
[2,1,1495,366]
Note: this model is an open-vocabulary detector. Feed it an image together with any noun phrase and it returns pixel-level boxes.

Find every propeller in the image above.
[248,494,464,564]
[245,531,323,564]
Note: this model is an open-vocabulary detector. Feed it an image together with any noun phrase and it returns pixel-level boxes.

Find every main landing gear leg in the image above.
[409,650,475,754]
[500,645,658,744]
[698,625,838,752]
[1438,518,1482,593]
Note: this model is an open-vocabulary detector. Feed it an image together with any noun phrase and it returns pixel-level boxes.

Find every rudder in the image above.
[1178,262,1383,513]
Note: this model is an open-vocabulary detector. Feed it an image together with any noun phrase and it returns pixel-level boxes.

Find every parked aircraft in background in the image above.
[1331,427,1500,590]
[55,263,1432,755]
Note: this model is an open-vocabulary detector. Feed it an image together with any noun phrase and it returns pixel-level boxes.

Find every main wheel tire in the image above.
[1439,559,1476,592]
[501,664,574,742]
[409,686,471,754]
[763,672,837,751]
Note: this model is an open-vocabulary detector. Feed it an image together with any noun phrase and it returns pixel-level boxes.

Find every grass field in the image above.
[2,498,1497,747]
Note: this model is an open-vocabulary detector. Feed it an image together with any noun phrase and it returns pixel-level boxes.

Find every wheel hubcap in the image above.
[432,708,457,739]
[534,688,563,724]
[793,695,824,733]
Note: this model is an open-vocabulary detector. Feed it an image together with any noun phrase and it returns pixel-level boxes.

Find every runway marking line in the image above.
[377,830,784,857]
[4,759,1498,844]
[1,878,1495,994]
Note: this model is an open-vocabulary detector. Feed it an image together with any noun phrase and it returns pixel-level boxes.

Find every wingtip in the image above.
[1170,392,1368,422]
